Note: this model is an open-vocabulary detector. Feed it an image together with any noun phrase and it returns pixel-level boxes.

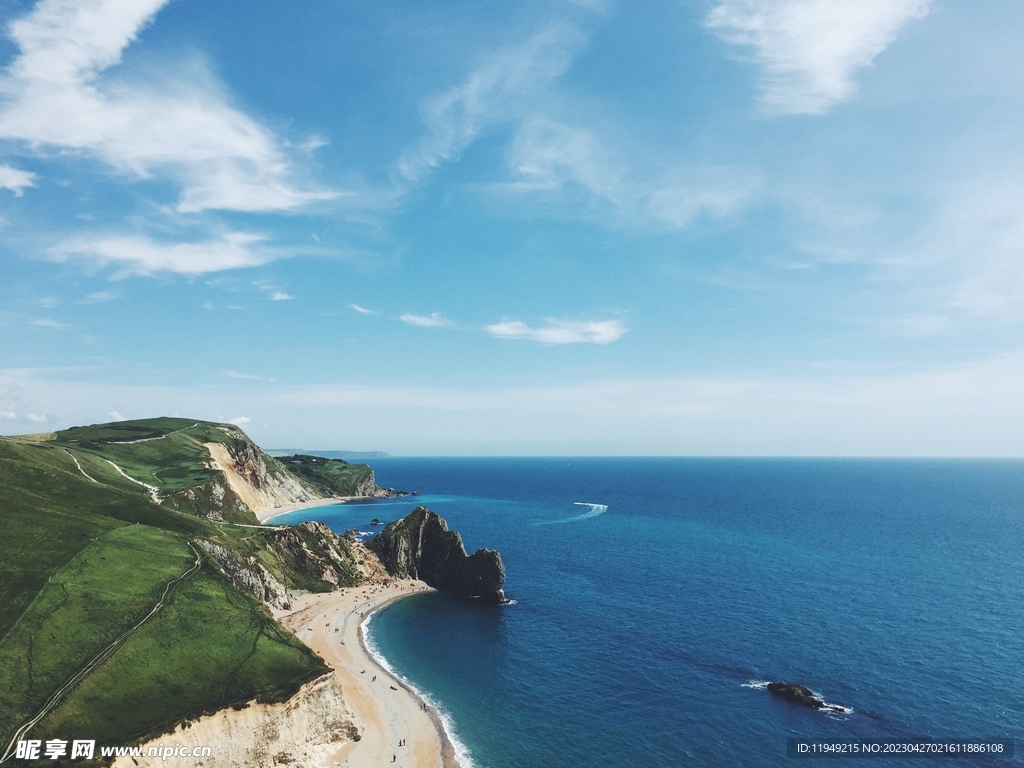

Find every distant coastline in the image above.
[268,449,392,460]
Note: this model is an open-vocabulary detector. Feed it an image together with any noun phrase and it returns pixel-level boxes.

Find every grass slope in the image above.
[35,562,328,745]
[0,419,335,756]
[0,526,195,742]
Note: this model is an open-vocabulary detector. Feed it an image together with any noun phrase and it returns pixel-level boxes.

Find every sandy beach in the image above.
[259,497,349,524]
[275,580,460,768]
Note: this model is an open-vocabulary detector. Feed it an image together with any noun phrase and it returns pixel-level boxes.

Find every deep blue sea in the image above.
[272,459,1024,767]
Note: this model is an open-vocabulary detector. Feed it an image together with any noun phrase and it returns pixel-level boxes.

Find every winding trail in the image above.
[61,449,97,484]
[0,543,203,765]
[104,459,162,504]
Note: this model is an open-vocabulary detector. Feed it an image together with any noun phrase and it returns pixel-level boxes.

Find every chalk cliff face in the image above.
[204,433,321,516]
[111,675,359,768]
[367,506,507,603]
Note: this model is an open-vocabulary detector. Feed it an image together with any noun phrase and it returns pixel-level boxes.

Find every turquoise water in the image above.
[278,459,1024,767]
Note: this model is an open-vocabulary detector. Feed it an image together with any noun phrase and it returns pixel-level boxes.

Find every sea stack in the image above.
[367,506,507,603]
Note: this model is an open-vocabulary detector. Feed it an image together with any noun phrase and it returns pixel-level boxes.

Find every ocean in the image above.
[272,458,1024,767]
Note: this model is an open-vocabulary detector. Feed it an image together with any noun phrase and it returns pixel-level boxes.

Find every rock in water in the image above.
[366,506,507,603]
[766,682,845,712]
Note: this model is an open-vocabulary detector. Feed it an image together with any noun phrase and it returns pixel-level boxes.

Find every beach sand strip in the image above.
[276,580,460,768]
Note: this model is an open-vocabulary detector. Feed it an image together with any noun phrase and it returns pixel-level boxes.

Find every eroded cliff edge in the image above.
[366,506,507,603]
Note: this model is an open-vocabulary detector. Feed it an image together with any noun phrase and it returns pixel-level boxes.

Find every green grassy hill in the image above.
[276,453,376,497]
[0,418,382,763]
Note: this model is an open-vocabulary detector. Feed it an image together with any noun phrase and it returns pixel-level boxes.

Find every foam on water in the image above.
[361,610,475,768]
[533,501,608,525]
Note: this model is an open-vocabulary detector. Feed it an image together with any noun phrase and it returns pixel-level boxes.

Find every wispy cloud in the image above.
[935,180,1024,318]
[502,117,761,229]
[399,312,452,328]
[707,0,930,114]
[223,371,273,381]
[878,313,951,338]
[397,23,584,182]
[350,303,375,315]
[269,291,293,301]
[31,317,69,330]
[486,318,626,345]
[51,231,272,275]
[229,416,250,426]
[78,291,116,304]
[0,0,337,213]
[0,164,35,195]
[108,410,126,421]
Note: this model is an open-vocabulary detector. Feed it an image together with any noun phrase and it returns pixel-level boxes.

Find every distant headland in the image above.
[268,448,392,460]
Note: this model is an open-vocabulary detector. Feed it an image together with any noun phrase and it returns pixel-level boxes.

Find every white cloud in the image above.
[350,303,375,315]
[486,318,626,345]
[269,291,293,301]
[0,164,36,195]
[0,410,16,419]
[51,231,272,275]
[0,0,336,213]
[707,0,930,114]
[108,410,126,421]
[26,413,47,422]
[229,416,250,426]
[397,23,583,182]
[399,312,451,328]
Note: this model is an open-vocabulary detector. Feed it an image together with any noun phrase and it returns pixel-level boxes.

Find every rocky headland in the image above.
[366,506,507,603]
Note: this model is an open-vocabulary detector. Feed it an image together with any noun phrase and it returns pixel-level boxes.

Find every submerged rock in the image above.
[366,506,507,603]
[767,682,846,713]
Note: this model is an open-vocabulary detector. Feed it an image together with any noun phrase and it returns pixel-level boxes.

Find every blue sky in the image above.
[2,0,1023,455]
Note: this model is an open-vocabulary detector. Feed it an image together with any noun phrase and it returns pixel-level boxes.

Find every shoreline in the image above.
[277,581,462,768]
[259,496,352,524]
[358,599,464,768]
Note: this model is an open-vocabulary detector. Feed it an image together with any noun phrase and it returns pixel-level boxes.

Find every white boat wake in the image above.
[534,502,608,525]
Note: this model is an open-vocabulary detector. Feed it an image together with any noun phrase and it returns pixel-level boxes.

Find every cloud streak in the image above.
[51,231,273,275]
[707,0,930,114]
[399,312,452,328]
[486,318,625,345]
